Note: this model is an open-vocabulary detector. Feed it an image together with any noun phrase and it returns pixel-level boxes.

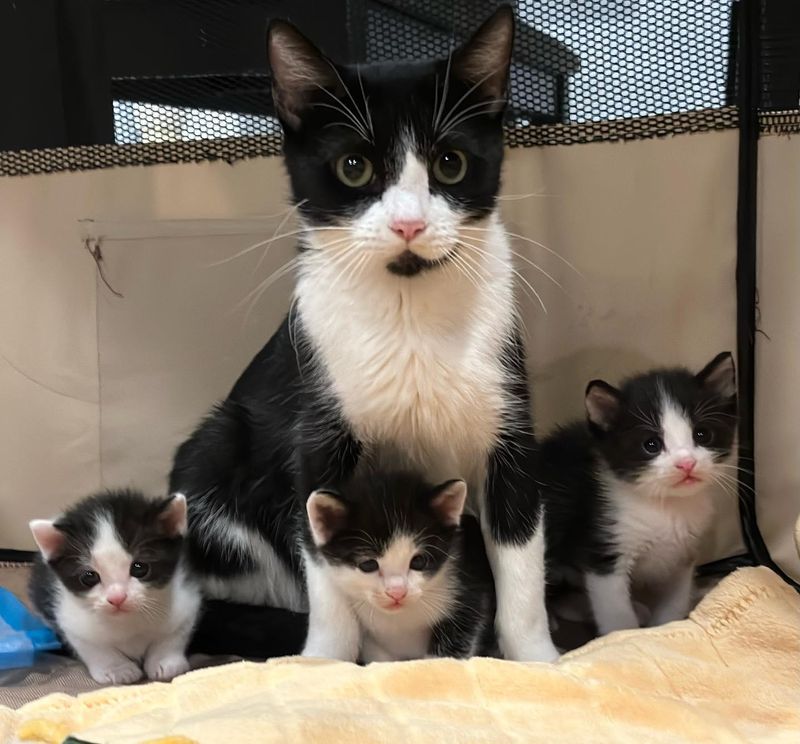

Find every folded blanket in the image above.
[2,566,798,744]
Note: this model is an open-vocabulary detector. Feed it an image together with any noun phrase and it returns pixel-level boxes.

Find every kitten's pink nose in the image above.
[675,457,697,474]
[390,219,426,242]
[385,586,407,602]
[106,589,127,608]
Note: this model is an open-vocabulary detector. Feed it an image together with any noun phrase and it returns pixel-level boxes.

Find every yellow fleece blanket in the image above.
[2,566,799,744]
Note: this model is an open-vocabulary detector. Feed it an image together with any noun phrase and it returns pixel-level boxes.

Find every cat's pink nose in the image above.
[106,590,127,608]
[675,457,697,473]
[385,586,407,602]
[390,219,426,242]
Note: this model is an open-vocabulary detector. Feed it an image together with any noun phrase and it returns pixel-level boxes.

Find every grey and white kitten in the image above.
[29,490,201,684]
[541,352,738,635]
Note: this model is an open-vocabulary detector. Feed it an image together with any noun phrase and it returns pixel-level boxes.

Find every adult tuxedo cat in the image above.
[171,6,558,662]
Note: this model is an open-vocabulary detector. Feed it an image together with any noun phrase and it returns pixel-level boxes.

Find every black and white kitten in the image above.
[171,7,558,662]
[306,472,495,661]
[540,352,738,636]
[29,490,201,684]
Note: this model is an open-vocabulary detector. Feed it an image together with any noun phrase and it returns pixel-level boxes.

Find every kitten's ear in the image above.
[696,352,737,399]
[585,380,622,432]
[452,5,515,109]
[306,491,348,547]
[159,493,188,538]
[267,20,340,129]
[429,480,467,527]
[29,520,65,561]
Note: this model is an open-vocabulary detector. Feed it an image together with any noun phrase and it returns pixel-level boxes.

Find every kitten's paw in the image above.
[90,660,143,685]
[144,653,190,681]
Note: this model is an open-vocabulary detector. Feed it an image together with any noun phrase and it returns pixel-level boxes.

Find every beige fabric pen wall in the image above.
[0,129,769,574]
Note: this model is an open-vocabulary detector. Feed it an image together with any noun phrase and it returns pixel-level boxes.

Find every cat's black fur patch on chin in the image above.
[386,249,453,277]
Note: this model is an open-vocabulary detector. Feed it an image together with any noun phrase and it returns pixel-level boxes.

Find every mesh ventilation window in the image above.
[107,0,735,146]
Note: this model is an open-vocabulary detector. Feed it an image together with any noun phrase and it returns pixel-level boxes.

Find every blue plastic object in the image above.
[0,587,61,669]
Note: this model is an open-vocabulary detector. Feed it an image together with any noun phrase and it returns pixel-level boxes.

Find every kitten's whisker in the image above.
[437,64,505,134]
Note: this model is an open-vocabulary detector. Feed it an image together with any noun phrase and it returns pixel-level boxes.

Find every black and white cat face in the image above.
[306,473,467,613]
[30,490,187,616]
[268,8,513,277]
[585,352,738,497]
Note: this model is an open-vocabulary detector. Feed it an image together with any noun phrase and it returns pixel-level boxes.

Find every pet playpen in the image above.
[1,0,798,590]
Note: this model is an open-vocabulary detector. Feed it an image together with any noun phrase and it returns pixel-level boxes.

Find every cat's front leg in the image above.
[68,635,143,685]
[648,562,695,627]
[585,568,639,635]
[482,437,559,663]
[301,551,360,661]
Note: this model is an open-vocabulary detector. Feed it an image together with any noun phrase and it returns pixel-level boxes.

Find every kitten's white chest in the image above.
[609,485,715,582]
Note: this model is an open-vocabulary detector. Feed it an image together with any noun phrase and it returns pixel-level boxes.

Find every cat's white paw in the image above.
[144,653,190,681]
[90,660,143,685]
[301,642,355,662]
[502,634,561,663]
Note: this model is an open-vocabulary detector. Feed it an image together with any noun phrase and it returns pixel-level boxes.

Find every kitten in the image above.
[29,490,201,684]
[540,352,737,636]
[305,472,495,661]
[171,6,558,662]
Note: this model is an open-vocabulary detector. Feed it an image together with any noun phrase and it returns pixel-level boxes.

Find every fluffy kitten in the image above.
[29,490,201,684]
[306,472,495,661]
[171,7,558,662]
[540,352,737,636]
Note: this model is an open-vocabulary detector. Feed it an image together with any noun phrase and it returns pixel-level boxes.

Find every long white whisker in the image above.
[461,226,582,277]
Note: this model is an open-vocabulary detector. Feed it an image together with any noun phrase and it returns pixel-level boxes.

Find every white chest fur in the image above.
[605,478,715,583]
[296,219,515,487]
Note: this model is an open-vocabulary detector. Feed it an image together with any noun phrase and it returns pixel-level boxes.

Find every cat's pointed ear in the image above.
[696,352,737,399]
[306,490,348,547]
[429,480,467,527]
[29,520,65,561]
[159,493,188,538]
[452,5,515,109]
[267,20,340,129]
[585,380,622,432]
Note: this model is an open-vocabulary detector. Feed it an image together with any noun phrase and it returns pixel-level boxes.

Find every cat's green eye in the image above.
[335,154,374,188]
[409,554,428,571]
[432,150,468,185]
[358,559,379,573]
[79,570,100,588]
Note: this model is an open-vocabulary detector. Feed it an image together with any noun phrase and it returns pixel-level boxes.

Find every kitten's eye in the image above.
[130,561,150,579]
[335,154,373,188]
[693,427,713,446]
[357,559,379,573]
[642,437,662,455]
[432,150,467,185]
[409,554,428,571]
[79,570,100,588]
